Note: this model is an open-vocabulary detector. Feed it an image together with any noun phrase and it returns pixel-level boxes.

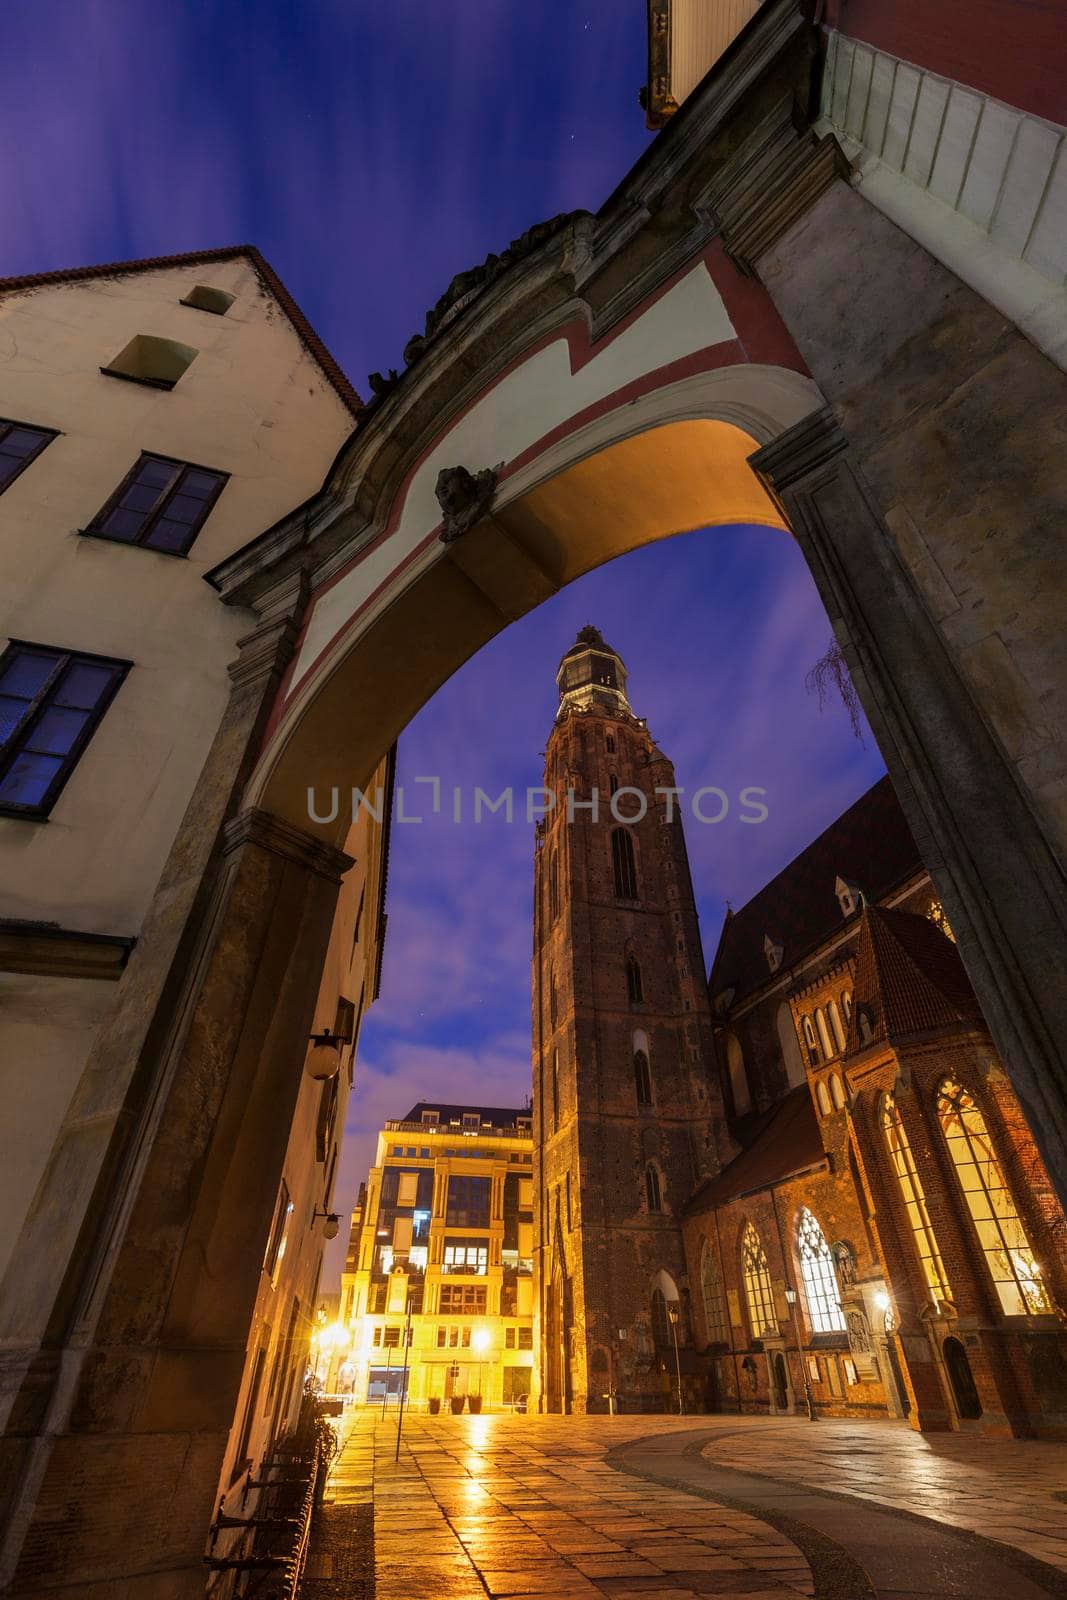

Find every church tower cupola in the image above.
[556,624,632,720]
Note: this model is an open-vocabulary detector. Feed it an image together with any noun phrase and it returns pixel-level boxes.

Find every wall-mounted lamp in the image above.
[784,1287,798,1306]
[307,1027,341,1080]
[313,1208,342,1240]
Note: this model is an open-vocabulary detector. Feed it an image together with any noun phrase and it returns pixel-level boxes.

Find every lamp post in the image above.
[394,1295,414,1462]
[666,1301,684,1415]
[784,1286,818,1422]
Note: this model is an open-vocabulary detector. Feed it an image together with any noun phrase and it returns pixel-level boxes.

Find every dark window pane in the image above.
[101,508,146,541]
[54,663,117,710]
[137,457,181,490]
[0,651,58,698]
[120,483,164,514]
[25,705,90,756]
[0,752,63,807]
[146,518,193,553]
[164,492,205,525]
[0,695,31,744]
[179,469,222,498]
[0,457,21,487]
[0,428,48,458]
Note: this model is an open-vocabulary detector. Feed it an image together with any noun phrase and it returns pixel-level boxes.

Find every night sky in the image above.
[2,2,886,1284]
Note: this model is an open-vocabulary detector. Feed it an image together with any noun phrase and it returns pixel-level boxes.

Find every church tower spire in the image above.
[532,626,728,1414]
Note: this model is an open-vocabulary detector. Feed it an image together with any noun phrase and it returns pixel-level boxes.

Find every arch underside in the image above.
[252,379,816,844]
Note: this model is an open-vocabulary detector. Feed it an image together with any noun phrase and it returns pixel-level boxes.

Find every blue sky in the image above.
[1,1,887,1281]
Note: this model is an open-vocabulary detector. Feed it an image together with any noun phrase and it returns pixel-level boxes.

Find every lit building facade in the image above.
[342,1102,535,1410]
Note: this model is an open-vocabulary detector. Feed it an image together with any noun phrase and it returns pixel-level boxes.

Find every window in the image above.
[549,970,558,1027]
[634,1049,652,1106]
[0,642,129,817]
[443,1238,488,1274]
[612,826,638,898]
[548,849,559,921]
[830,1074,846,1110]
[626,956,643,1005]
[565,1170,572,1229]
[552,1048,560,1132]
[742,1223,777,1339]
[506,1327,516,1348]
[926,899,956,943]
[802,1016,821,1066]
[263,1180,293,1284]
[645,1163,662,1212]
[828,1001,846,1054]
[333,995,356,1043]
[700,1243,728,1343]
[181,284,235,315]
[420,1109,439,1127]
[439,1284,487,1314]
[936,1077,1053,1315]
[763,934,783,973]
[436,1327,447,1348]
[726,1033,750,1116]
[231,1346,267,1480]
[102,333,197,389]
[446,1175,490,1228]
[651,1287,672,1347]
[797,1208,846,1333]
[816,1081,831,1116]
[606,734,616,754]
[518,1327,533,1350]
[84,452,227,555]
[882,1093,953,1307]
[462,1112,480,1132]
[0,419,56,493]
[815,1008,835,1060]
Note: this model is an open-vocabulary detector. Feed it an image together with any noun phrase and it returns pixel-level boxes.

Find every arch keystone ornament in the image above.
[435,463,499,543]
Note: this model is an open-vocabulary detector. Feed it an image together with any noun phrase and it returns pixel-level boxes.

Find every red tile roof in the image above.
[0,245,364,418]
[684,1085,826,1213]
[846,904,983,1053]
[708,776,921,1006]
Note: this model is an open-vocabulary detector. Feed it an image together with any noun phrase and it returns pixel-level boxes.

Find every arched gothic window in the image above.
[549,969,557,1028]
[815,1008,835,1059]
[612,826,638,899]
[828,1000,846,1053]
[802,1016,821,1065]
[606,734,616,754]
[796,1208,846,1333]
[882,1093,952,1307]
[842,991,853,1022]
[777,1002,806,1089]
[741,1223,776,1339]
[627,955,643,1005]
[609,772,619,795]
[645,1163,662,1212]
[651,1286,671,1346]
[936,1077,1052,1315]
[700,1242,728,1343]
[726,1033,750,1115]
[552,1048,560,1132]
[634,1049,652,1106]
[816,1080,831,1116]
[548,849,559,922]
[830,1073,846,1110]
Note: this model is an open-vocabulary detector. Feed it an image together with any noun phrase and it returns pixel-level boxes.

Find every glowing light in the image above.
[472,1327,492,1352]
[319,1320,351,1352]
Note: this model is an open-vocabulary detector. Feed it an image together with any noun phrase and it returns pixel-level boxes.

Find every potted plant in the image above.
[468,1394,482,1414]
[427,1396,441,1415]
[449,1395,464,1414]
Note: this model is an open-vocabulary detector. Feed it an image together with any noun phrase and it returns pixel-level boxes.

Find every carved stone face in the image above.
[435,466,475,518]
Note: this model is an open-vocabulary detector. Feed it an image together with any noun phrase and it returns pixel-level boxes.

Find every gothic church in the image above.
[533,627,1067,1436]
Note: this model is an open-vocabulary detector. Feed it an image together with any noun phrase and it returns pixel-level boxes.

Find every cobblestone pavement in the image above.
[317,1410,815,1599]
[303,1410,1067,1599]
[699,1416,1067,1578]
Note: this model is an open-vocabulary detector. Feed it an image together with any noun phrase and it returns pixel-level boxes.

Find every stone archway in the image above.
[4,5,1067,1591]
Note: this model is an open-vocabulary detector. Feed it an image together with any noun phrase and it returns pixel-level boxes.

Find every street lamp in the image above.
[306,1028,342,1080]
[472,1326,491,1411]
[666,1301,684,1415]
[784,1286,818,1422]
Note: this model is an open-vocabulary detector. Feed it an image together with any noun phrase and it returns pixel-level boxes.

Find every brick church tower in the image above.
[532,626,729,1412]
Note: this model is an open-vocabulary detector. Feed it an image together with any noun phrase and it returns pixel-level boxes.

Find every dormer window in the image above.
[517,1116,531,1134]
[420,1109,439,1127]
[857,1004,875,1045]
[835,875,864,917]
[763,934,783,974]
[462,1112,480,1133]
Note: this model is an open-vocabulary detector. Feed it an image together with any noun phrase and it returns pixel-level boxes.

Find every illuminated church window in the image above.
[700,1242,728,1342]
[797,1208,846,1333]
[936,1078,1052,1315]
[926,899,956,942]
[882,1093,952,1307]
[742,1223,776,1338]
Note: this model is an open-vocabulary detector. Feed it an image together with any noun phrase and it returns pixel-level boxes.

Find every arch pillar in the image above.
[751,409,1067,1214]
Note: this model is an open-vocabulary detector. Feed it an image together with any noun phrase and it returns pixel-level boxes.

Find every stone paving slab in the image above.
[699,1417,1067,1579]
